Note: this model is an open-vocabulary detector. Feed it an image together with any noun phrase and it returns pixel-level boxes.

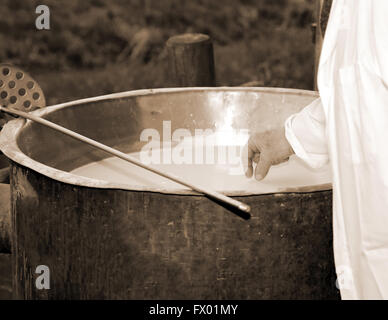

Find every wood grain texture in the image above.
[0,253,12,299]
[0,154,10,184]
[0,183,10,253]
[11,161,339,299]
[166,33,216,87]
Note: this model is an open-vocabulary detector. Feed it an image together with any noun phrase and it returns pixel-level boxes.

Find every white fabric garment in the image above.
[285,0,388,299]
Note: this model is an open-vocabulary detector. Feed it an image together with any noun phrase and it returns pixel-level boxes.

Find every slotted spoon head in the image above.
[0,63,46,127]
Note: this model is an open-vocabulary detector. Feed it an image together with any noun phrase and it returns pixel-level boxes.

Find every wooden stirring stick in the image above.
[0,105,251,216]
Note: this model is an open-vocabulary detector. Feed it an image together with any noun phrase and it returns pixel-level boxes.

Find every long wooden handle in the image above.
[0,106,251,215]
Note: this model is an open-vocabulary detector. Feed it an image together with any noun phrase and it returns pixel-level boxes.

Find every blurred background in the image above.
[0,0,317,299]
[0,0,316,105]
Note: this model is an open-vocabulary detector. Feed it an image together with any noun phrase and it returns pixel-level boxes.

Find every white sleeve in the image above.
[284,97,329,169]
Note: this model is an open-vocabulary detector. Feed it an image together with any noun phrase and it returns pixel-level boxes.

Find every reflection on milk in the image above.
[71,124,331,193]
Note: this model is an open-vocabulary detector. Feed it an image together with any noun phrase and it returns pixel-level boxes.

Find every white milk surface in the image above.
[71,144,332,194]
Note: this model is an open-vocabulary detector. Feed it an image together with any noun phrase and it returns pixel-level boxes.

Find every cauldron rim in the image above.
[0,86,331,195]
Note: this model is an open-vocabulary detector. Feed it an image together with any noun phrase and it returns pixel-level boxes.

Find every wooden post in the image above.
[313,0,332,90]
[314,0,324,90]
[166,33,216,87]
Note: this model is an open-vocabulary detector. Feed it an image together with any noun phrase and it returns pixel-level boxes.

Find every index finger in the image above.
[241,138,258,178]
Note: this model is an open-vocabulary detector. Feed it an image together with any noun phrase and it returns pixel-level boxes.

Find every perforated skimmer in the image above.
[0,64,46,127]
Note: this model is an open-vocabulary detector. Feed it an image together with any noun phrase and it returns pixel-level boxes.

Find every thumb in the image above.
[254,152,272,181]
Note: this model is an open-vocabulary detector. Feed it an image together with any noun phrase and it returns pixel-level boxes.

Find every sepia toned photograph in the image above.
[0,0,387,307]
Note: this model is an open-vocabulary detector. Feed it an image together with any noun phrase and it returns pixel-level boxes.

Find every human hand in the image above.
[242,127,294,181]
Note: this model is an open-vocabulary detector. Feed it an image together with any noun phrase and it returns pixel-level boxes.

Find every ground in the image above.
[1,0,316,104]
